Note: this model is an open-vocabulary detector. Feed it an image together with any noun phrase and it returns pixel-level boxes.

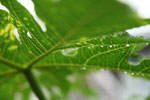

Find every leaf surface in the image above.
[0,0,150,99]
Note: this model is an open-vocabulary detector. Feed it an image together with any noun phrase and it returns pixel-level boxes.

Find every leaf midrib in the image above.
[25,2,99,68]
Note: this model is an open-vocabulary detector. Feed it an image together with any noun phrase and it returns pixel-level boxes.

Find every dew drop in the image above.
[126,44,130,47]
[146,43,149,45]
[141,74,145,76]
[61,48,78,57]
[109,45,112,48]
[88,46,91,49]
[112,34,117,37]
[131,73,134,75]
[102,35,106,39]
[82,67,86,70]
[124,71,127,74]
[136,73,139,75]
[128,54,143,66]
[100,45,104,47]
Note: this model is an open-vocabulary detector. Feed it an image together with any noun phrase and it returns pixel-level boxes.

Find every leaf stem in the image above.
[23,69,46,100]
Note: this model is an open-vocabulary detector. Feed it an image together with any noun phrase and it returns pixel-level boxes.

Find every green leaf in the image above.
[0,0,150,99]
[0,0,148,67]
[35,36,150,75]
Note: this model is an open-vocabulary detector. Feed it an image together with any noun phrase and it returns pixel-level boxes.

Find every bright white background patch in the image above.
[17,0,47,32]
[120,0,150,18]
[119,0,150,38]
[0,3,8,12]
[127,25,150,38]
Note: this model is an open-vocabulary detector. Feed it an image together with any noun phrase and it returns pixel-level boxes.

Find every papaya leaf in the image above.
[0,0,150,99]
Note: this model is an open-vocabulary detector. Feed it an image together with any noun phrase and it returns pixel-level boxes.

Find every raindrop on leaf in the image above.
[141,74,145,76]
[124,71,127,74]
[128,53,143,66]
[131,73,134,75]
[100,45,104,47]
[109,45,112,48]
[82,67,86,70]
[136,73,139,75]
[126,44,130,47]
[61,48,78,57]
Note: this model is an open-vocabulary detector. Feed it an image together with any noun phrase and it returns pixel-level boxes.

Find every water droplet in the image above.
[141,74,145,76]
[61,48,78,57]
[109,45,112,48]
[112,34,117,37]
[100,45,104,47]
[82,67,86,70]
[126,44,130,47]
[128,54,143,66]
[124,71,127,74]
[131,73,134,75]
[67,75,76,82]
[88,46,91,49]
[102,35,106,39]
[146,43,149,45]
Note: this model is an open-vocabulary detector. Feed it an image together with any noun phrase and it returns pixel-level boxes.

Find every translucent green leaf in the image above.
[0,0,150,99]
